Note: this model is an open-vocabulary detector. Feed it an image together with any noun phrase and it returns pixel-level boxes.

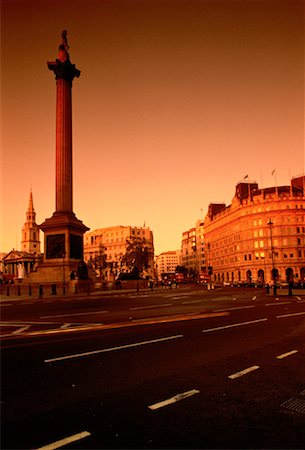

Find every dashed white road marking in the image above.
[228,365,260,380]
[40,310,108,319]
[182,299,203,304]
[12,325,30,334]
[202,318,267,333]
[130,303,172,311]
[60,323,71,329]
[276,312,305,319]
[148,389,200,410]
[34,431,91,450]
[252,296,257,300]
[44,334,184,363]
[265,301,291,306]
[216,305,255,312]
[276,350,298,360]
[0,303,13,306]
[296,296,302,300]
[164,293,191,298]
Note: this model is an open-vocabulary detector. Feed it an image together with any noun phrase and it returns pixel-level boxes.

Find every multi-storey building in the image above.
[181,227,196,273]
[155,250,181,281]
[83,225,154,280]
[181,222,206,279]
[203,176,305,285]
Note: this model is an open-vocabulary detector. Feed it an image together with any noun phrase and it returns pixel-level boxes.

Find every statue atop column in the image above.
[57,30,70,62]
[47,30,80,82]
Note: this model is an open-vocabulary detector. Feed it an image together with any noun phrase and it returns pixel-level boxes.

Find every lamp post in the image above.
[206,242,211,290]
[62,251,66,295]
[268,219,277,296]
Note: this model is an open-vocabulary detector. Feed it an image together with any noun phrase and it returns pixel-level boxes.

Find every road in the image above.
[1,286,305,449]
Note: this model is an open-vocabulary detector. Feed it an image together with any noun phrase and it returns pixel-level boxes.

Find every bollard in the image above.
[39,285,43,298]
[136,282,139,293]
[51,284,57,295]
[288,283,293,297]
[29,284,32,296]
[17,285,21,296]
[7,285,10,296]
[266,284,270,294]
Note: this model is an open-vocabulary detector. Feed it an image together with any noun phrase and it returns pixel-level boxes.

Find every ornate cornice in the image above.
[47,59,80,84]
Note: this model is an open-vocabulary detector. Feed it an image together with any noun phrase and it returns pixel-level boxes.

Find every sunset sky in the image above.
[1,0,304,255]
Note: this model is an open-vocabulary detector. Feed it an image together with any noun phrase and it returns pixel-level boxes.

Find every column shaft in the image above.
[56,78,73,212]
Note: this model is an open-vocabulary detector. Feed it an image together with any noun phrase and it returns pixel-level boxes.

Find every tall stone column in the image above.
[56,77,73,212]
[48,55,80,212]
[34,32,89,284]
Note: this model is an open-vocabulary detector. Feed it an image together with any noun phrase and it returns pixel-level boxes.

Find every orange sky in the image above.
[1,0,304,255]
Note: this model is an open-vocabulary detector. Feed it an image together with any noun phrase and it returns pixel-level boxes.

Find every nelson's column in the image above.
[31,31,89,284]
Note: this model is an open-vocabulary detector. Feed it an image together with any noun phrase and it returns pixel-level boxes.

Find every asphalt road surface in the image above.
[1,286,305,449]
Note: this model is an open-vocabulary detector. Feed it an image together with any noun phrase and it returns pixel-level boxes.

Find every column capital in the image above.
[47,59,80,83]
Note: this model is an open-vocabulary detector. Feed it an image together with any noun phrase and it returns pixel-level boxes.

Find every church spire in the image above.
[22,189,40,254]
[26,189,36,223]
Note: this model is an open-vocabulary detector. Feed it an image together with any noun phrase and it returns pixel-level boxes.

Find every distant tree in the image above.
[87,245,107,278]
[120,236,152,278]
[175,265,188,274]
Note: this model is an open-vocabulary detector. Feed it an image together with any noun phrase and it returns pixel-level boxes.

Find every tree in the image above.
[87,245,107,278]
[175,265,188,274]
[120,236,152,278]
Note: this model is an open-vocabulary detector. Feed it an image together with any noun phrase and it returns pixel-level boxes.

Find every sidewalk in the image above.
[266,288,304,297]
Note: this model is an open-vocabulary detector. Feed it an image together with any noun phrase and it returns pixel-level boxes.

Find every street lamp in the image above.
[62,251,66,295]
[268,219,277,296]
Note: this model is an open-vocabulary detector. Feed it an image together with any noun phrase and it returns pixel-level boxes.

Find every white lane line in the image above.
[252,296,257,300]
[148,389,200,410]
[276,350,298,360]
[130,303,172,311]
[296,296,301,300]
[202,318,268,333]
[164,293,190,298]
[182,299,203,304]
[276,312,305,319]
[215,305,255,312]
[265,301,291,306]
[40,310,108,319]
[228,365,260,380]
[12,326,30,334]
[44,334,184,363]
[0,303,13,306]
[60,323,71,329]
[34,431,91,450]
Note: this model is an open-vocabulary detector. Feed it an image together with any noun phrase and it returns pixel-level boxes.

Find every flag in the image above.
[243,174,248,179]
[271,169,275,175]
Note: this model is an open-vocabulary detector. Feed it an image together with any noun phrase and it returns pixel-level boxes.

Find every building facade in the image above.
[203,176,305,285]
[181,227,196,273]
[181,221,206,280]
[155,250,181,281]
[83,225,155,280]
[1,191,42,281]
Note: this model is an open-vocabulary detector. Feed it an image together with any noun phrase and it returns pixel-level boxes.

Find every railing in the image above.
[0,279,151,298]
